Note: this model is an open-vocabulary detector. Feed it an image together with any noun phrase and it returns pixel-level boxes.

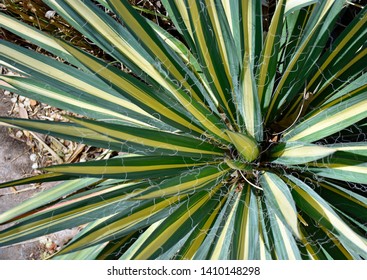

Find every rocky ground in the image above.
[0,93,40,259]
[0,92,77,259]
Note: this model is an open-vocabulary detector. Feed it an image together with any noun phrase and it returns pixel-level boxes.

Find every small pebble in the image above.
[24,98,31,107]
[45,10,56,19]
[15,130,23,138]
[30,154,37,162]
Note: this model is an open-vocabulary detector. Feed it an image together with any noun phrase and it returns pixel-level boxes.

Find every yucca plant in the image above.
[0,0,169,60]
[0,0,366,260]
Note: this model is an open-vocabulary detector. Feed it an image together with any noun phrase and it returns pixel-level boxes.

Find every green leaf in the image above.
[230,185,259,260]
[306,5,367,107]
[282,93,367,142]
[184,0,239,125]
[135,165,230,199]
[284,0,318,15]
[0,75,163,129]
[55,40,205,134]
[160,1,196,54]
[0,117,124,152]
[257,198,273,260]
[194,185,237,259]
[260,172,301,239]
[238,57,263,141]
[0,41,158,128]
[304,152,367,184]
[207,189,240,259]
[0,178,100,224]
[0,173,72,190]
[270,142,336,165]
[50,0,230,144]
[0,13,88,71]
[146,18,219,115]
[53,243,107,260]
[286,175,367,258]
[0,0,365,260]
[327,142,367,157]
[44,156,214,179]
[225,130,259,162]
[267,209,302,260]
[58,195,184,255]
[0,181,143,246]
[174,192,227,260]
[130,183,225,259]
[68,116,224,158]
[239,0,263,64]
[299,216,354,260]
[107,0,207,100]
[266,0,345,123]
[257,0,286,111]
[119,222,163,260]
[317,180,367,225]
[52,220,110,260]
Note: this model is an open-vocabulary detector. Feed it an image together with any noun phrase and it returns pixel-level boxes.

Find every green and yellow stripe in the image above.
[260,172,300,239]
[270,142,336,165]
[283,94,367,142]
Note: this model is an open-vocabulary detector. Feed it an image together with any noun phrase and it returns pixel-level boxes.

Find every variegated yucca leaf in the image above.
[0,0,366,259]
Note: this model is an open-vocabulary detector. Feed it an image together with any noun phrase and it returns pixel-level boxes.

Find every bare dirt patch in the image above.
[0,92,78,259]
[0,92,40,259]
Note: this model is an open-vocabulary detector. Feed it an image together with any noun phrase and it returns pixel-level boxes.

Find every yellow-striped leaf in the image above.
[239,58,263,141]
[230,185,259,260]
[135,165,230,199]
[328,142,367,157]
[282,94,367,142]
[270,142,336,165]
[184,0,238,124]
[257,199,273,260]
[225,130,259,162]
[0,173,68,190]
[58,195,185,255]
[130,183,225,259]
[119,222,163,260]
[266,0,345,123]
[239,0,263,64]
[160,1,196,55]
[50,0,230,144]
[0,181,144,246]
[0,75,157,128]
[286,175,367,258]
[44,156,213,179]
[0,178,100,224]
[208,189,240,259]
[305,7,367,106]
[68,116,224,158]
[285,0,318,15]
[175,193,227,260]
[195,184,237,259]
[55,40,205,134]
[305,152,367,184]
[260,172,301,239]
[0,41,157,128]
[0,13,87,71]
[268,210,302,260]
[0,117,126,153]
[316,180,367,225]
[257,0,286,110]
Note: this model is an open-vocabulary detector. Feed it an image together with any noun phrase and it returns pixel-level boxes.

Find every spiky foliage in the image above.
[0,0,366,260]
[1,0,168,59]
